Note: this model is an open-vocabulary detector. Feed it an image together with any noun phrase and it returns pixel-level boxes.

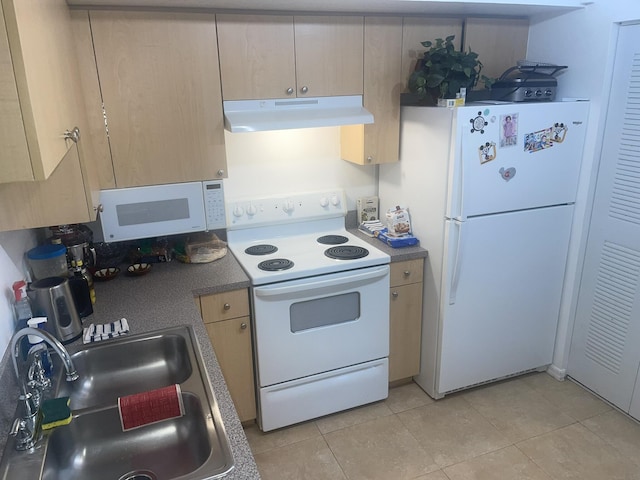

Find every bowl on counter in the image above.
[93,267,120,282]
[126,263,152,276]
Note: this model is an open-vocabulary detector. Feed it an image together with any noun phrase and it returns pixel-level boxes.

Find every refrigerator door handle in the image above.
[449,220,464,305]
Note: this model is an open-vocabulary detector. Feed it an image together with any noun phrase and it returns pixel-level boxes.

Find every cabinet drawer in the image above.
[200,289,250,323]
[390,259,424,287]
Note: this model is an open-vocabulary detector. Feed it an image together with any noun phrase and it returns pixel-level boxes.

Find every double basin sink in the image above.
[1,325,234,480]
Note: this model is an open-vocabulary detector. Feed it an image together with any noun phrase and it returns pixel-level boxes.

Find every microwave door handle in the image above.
[254,265,389,298]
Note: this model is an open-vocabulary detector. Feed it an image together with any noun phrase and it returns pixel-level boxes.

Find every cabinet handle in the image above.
[300,86,309,94]
[366,156,373,163]
[403,270,411,277]
[240,322,247,330]
[217,169,225,177]
[286,87,294,95]
[223,303,231,310]
[392,291,399,298]
[64,127,80,143]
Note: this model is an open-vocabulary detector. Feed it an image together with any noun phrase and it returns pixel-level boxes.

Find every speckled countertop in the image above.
[0,234,427,474]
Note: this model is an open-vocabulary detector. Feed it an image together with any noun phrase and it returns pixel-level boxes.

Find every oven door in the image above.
[252,264,390,387]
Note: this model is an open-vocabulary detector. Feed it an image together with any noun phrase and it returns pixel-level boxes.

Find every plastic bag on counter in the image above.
[385,206,412,237]
[174,232,227,264]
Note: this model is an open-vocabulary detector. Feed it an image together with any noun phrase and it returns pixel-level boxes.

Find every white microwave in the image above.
[99,181,226,242]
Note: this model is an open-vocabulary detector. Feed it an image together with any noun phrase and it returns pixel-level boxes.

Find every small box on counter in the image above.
[375,228,419,248]
[357,196,379,223]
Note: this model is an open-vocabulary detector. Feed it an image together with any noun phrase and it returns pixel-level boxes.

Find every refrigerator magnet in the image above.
[500,114,518,148]
[524,128,553,153]
[499,167,516,182]
[469,112,488,133]
[479,142,497,164]
[551,123,568,143]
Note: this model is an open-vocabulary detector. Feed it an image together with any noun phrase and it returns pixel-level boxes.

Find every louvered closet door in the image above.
[568,23,640,417]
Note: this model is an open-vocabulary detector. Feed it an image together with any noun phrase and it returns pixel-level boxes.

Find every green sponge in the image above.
[40,397,72,430]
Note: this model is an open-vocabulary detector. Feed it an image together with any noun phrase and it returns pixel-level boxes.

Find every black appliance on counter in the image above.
[490,63,567,102]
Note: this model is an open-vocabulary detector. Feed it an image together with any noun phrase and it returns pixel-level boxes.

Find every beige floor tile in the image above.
[582,409,640,467]
[397,396,511,468]
[385,382,435,413]
[521,373,612,421]
[415,470,450,480]
[442,446,553,480]
[324,414,439,480]
[462,377,576,442]
[254,436,347,480]
[517,423,640,480]
[315,400,393,434]
[243,420,321,455]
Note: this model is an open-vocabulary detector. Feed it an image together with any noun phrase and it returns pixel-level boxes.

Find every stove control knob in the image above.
[330,195,341,207]
[233,205,245,217]
[246,204,258,216]
[282,200,295,213]
[545,89,553,97]
[319,197,329,208]
[524,89,533,97]
[535,89,543,97]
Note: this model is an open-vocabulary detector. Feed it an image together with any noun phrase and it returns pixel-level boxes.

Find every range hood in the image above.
[223,95,374,133]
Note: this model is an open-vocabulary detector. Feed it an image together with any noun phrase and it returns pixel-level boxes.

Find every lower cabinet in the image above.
[199,289,256,423]
[389,259,424,382]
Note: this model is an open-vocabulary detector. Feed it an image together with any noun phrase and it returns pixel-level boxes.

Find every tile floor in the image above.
[243,373,640,480]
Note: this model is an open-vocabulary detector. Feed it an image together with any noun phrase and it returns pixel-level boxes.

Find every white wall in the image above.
[222,127,377,206]
[527,0,640,377]
[0,230,39,357]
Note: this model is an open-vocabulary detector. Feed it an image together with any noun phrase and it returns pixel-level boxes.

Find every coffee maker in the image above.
[49,224,95,317]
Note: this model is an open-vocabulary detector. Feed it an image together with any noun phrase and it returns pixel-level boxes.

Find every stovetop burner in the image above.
[258,258,294,271]
[317,235,349,245]
[324,246,369,260]
[245,244,278,256]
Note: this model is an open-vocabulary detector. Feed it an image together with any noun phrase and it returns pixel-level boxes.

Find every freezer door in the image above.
[437,205,573,394]
[448,102,589,219]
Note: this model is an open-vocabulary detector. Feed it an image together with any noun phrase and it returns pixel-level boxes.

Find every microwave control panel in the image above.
[203,180,226,230]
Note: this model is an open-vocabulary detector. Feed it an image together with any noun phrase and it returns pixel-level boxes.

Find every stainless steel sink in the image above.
[0,325,235,480]
[42,393,212,480]
[57,331,193,409]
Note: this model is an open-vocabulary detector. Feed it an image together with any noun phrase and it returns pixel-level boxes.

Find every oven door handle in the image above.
[254,265,389,298]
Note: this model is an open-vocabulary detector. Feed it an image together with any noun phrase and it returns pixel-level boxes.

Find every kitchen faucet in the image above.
[9,328,78,451]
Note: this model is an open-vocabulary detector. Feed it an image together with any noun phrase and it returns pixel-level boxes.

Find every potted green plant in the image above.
[408,35,484,104]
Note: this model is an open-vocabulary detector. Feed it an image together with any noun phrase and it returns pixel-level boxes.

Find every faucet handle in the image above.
[10,416,39,451]
[27,350,52,396]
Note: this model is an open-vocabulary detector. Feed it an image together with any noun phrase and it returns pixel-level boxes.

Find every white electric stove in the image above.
[226,190,391,431]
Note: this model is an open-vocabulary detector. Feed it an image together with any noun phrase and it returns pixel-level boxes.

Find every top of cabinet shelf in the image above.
[66,0,585,18]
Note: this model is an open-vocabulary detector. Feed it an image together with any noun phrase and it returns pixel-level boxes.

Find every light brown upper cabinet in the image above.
[0,0,84,184]
[463,17,529,82]
[401,17,464,91]
[342,17,403,165]
[217,14,364,100]
[89,11,227,188]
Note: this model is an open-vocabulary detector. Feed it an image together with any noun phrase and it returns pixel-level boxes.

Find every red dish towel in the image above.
[118,384,184,431]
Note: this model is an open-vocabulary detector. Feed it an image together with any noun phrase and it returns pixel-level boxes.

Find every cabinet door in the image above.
[401,17,464,90]
[205,316,256,423]
[389,282,423,382]
[1,0,82,182]
[90,11,227,188]
[217,14,296,100]
[341,16,403,165]
[0,144,92,231]
[463,17,529,81]
[294,16,364,97]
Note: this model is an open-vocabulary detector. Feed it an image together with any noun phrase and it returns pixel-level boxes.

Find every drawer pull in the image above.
[403,270,411,277]
[223,303,231,310]
[240,322,247,330]
[392,291,399,298]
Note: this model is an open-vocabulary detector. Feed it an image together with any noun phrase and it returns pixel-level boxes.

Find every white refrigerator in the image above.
[379,101,589,398]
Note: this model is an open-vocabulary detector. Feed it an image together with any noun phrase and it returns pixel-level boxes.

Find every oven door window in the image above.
[290,292,360,333]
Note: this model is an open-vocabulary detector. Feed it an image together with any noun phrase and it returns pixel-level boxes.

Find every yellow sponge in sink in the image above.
[40,397,72,430]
